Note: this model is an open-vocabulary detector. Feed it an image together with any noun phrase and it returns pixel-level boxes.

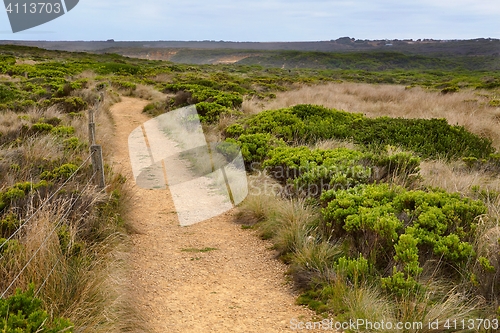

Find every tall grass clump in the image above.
[0,93,137,332]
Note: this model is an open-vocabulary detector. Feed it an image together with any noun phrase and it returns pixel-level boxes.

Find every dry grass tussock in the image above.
[243,82,500,150]
[420,160,500,198]
[131,83,166,101]
[419,160,500,225]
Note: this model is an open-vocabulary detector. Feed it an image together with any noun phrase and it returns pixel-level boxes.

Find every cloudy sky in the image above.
[1,0,499,41]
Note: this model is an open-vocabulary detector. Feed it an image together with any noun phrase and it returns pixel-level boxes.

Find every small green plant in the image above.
[380,269,422,297]
[9,163,21,172]
[0,181,51,212]
[478,256,496,273]
[181,247,218,253]
[223,133,285,164]
[0,213,20,237]
[488,99,500,107]
[31,122,54,133]
[0,286,74,332]
[40,163,79,180]
[111,79,137,90]
[51,125,75,137]
[334,254,370,285]
[62,137,87,151]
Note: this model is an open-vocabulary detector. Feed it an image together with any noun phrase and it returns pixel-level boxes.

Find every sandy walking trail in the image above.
[109,97,322,332]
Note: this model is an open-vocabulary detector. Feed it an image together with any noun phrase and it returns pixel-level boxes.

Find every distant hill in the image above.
[0,38,498,70]
[1,38,499,55]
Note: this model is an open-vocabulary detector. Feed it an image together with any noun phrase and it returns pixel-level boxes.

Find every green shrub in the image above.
[31,122,54,133]
[223,133,285,164]
[142,101,167,117]
[0,286,74,332]
[229,104,494,159]
[63,137,87,151]
[54,83,74,97]
[68,112,84,118]
[164,83,243,109]
[380,269,422,297]
[0,213,20,237]
[0,84,21,103]
[224,123,245,138]
[356,117,492,159]
[334,254,371,285]
[394,233,422,276]
[489,99,500,107]
[239,107,307,142]
[372,151,421,180]
[463,153,500,173]
[111,79,137,90]
[60,97,88,113]
[40,163,79,181]
[21,99,36,108]
[143,102,156,113]
[321,184,486,278]
[96,62,140,75]
[263,146,370,196]
[478,256,496,273]
[462,156,479,169]
[0,238,22,255]
[0,181,52,212]
[51,125,75,137]
[195,101,231,123]
[260,146,420,197]
[46,97,88,113]
[440,86,459,94]
[2,188,26,202]
[69,80,83,90]
[41,117,62,126]
[9,163,21,172]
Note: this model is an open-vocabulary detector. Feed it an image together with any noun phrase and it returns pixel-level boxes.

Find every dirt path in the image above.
[109,97,322,333]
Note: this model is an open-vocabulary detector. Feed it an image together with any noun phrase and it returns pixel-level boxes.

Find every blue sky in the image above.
[1,0,499,41]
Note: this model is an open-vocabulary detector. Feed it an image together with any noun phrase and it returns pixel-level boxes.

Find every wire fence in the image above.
[0,96,106,299]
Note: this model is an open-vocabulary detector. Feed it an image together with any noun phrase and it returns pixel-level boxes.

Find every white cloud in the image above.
[1,0,498,41]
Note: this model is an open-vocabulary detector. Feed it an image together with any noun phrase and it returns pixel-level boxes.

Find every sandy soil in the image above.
[108,97,325,333]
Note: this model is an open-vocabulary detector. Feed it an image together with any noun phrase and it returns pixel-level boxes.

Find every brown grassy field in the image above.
[243,82,500,150]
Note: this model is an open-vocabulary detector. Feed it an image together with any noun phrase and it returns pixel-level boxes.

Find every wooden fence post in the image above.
[88,105,96,144]
[88,122,96,145]
[88,95,105,189]
[91,145,105,189]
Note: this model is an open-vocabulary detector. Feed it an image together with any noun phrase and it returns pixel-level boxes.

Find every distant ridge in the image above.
[0,38,499,56]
